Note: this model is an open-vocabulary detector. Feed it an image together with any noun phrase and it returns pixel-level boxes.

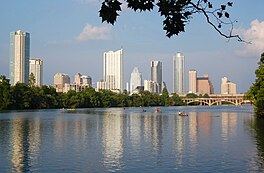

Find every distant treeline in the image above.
[0,75,186,110]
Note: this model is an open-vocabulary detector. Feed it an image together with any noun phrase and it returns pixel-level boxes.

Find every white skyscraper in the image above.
[130,67,142,93]
[103,49,123,92]
[29,58,43,86]
[9,30,30,85]
[173,52,185,94]
[150,61,162,93]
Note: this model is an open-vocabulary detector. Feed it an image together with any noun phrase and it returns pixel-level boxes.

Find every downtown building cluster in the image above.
[8,30,237,95]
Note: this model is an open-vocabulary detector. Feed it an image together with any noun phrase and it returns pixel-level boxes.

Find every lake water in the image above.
[1,105,263,173]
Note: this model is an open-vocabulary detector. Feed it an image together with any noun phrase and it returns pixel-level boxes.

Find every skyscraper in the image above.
[103,49,123,92]
[130,67,142,93]
[189,69,197,93]
[9,30,30,85]
[29,58,43,86]
[150,61,162,93]
[173,52,185,94]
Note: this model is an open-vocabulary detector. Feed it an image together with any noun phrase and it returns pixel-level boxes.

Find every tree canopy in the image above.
[99,0,242,41]
[246,53,264,117]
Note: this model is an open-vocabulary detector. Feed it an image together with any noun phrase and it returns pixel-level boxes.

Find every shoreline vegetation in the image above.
[0,76,186,110]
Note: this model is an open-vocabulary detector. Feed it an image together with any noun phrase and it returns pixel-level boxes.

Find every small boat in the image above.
[155,108,161,113]
[67,108,76,111]
[178,111,188,116]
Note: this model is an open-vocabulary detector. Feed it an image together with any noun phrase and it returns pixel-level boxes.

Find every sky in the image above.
[0,0,264,94]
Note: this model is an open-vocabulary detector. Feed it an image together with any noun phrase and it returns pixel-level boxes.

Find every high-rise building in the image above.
[103,49,123,92]
[173,52,185,95]
[221,77,237,94]
[74,72,92,86]
[29,58,43,86]
[9,30,30,85]
[197,74,214,95]
[144,80,158,93]
[54,73,70,92]
[74,73,82,85]
[189,69,197,94]
[150,61,162,93]
[130,67,142,93]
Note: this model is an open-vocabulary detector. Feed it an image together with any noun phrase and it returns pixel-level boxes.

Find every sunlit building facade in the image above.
[173,52,185,95]
[150,61,162,93]
[130,67,143,94]
[189,69,197,94]
[103,49,123,92]
[221,77,237,94]
[54,73,70,92]
[29,58,43,86]
[197,74,214,95]
[9,30,30,85]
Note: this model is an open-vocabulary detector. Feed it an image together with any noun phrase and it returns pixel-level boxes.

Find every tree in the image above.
[171,93,185,106]
[29,72,36,87]
[186,93,198,98]
[161,87,170,106]
[246,53,264,116]
[0,75,11,110]
[99,0,242,41]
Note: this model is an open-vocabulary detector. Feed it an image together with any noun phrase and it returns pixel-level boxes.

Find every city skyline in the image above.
[1,1,264,93]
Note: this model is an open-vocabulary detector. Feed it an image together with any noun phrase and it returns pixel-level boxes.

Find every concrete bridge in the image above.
[181,94,251,106]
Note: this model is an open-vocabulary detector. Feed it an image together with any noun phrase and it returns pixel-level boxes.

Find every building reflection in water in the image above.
[10,115,41,173]
[197,112,211,138]
[54,117,68,147]
[189,112,197,148]
[128,112,142,151]
[102,110,124,172]
[221,112,238,143]
[173,113,186,165]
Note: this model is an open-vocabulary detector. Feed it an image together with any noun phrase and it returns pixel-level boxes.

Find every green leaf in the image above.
[225,12,230,18]
[227,2,233,7]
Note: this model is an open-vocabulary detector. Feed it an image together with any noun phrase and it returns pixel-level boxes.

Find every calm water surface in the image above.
[0,105,263,173]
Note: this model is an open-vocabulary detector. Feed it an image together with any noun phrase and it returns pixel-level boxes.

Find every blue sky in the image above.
[0,0,264,93]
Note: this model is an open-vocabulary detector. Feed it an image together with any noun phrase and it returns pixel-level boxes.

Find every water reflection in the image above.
[1,107,263,172]
[249,117,264,171]
[128,112,142,150]
[221,112,238,143]
[102,109,124,172]
[10,115,41,173]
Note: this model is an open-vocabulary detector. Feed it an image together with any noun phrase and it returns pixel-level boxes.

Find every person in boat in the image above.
[155,108,161,112]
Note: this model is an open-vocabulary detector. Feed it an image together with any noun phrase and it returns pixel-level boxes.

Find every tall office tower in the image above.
[29,58,43,86]
[103,49,123,92]
[221,77,237,94]
[54,73,70,92]
[197,74,214,95]
[130,67,142,93]
[173,52,185,95]
[9,30,30,85]
[189,69,197,93]
[150,61,162,93]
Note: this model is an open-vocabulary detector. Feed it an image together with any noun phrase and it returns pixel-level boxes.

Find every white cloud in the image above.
[234,19,264,57]
[76,24,112,41]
